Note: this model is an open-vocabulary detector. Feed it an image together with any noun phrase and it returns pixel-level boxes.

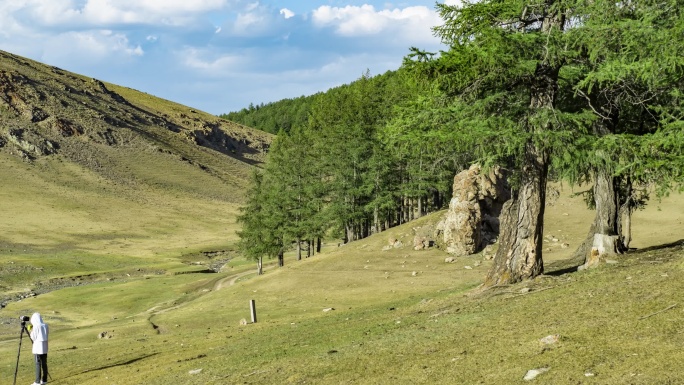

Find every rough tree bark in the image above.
[573,108,627,267]
[485,143,549,285]
[619,176,634,248]
[574,169,626,269]
[278,249,284,267]
[257,256,263,275]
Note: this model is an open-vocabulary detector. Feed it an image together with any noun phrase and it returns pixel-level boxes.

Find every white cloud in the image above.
[81,0,146,24]
[40,30,144,67]
[234,12,266,32]
[322,5,389,35]
[179,48,246,76]
[280,8,295,19]
[13,0,230,27]
[128,0,228,14]
[311,5,441,45]
[224,4,284,37]
[245,2,260,12]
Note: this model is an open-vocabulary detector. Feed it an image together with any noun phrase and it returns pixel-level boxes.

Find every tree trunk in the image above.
[485,144,548,286]
[409,198,415,221]
[316,237,322,253]
[573,169,625,268]
[401,196,407,224]
[373,206,380,234]
[620,176,633,248]
[622,206,632,249]
[296,238,302,261]
[578,233,622,270]
[344,223,351,244]
[257,256,263,275]
[417,196,423,219]
[278,249,284,267]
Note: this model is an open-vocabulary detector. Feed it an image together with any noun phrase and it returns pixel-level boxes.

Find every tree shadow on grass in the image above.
[632,239,684,253]
[57,352,160,381]
[544,239,684,277]
[544,255,585,276]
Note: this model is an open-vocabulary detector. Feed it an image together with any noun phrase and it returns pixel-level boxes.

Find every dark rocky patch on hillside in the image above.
[0,49,271,186]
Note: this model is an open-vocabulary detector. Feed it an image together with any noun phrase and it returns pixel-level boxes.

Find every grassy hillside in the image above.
[0,49,271,206]
[0,183,681,384]
[0,50,274,302]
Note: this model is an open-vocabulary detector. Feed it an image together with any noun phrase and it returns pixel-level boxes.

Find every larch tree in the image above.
[424,0,586,285]
[416,0,682,283]
[237,171,284,275]
[563,0,684,265]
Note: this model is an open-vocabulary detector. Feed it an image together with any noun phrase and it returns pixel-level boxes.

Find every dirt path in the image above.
[144,266,269,317]
[213,268,256,291]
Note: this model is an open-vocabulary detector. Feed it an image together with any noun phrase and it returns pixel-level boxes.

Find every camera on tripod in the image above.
[19,315,30,323]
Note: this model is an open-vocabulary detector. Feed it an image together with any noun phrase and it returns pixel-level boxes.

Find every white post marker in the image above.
[250,299,257,323]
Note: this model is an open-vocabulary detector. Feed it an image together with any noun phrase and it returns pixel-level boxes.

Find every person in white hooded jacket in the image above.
[28,313,49,385]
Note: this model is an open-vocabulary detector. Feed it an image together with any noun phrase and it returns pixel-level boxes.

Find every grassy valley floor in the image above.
[0,185,682,384]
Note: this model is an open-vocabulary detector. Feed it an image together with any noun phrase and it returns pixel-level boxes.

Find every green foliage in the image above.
[236,170,283,262]
[220,95,316,134]
[562,0,684,198]
[234,69,462,251]
[405,0,683,198]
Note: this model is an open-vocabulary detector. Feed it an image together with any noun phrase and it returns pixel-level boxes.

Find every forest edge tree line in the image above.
[232,0,683,282]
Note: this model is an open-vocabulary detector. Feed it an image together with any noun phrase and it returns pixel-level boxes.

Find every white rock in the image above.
[539,334,560,346]
[189,369,202,375]
[524,367,550,381]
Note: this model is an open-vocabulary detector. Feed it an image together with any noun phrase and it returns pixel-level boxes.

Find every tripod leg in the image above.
[13,325,25,385]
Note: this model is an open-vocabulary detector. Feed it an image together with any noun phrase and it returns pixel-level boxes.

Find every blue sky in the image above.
[0,1,457,115]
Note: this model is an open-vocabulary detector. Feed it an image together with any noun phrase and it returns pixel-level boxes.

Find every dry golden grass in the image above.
[0,152,241,258]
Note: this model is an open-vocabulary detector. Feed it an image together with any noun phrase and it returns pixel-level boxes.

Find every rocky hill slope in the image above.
[0,49,272,197]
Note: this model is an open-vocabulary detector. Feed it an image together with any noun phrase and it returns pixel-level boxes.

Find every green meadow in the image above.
[1,149,682,384]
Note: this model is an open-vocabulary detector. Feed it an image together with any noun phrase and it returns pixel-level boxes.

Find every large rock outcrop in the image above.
[436,164,510,256]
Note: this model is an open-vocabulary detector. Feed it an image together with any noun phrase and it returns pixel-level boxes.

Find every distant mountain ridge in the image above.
[0,49,272,201]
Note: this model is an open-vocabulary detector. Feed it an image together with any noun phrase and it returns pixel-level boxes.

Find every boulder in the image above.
[411,225,436,251]
[436,165,509,256]
[413,235,428,250]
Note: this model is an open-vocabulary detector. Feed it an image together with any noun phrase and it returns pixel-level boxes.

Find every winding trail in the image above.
[213,268,256,291]
[144,265,273,318]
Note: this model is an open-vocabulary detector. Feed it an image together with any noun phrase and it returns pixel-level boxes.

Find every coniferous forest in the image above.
[224,0,683,282]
